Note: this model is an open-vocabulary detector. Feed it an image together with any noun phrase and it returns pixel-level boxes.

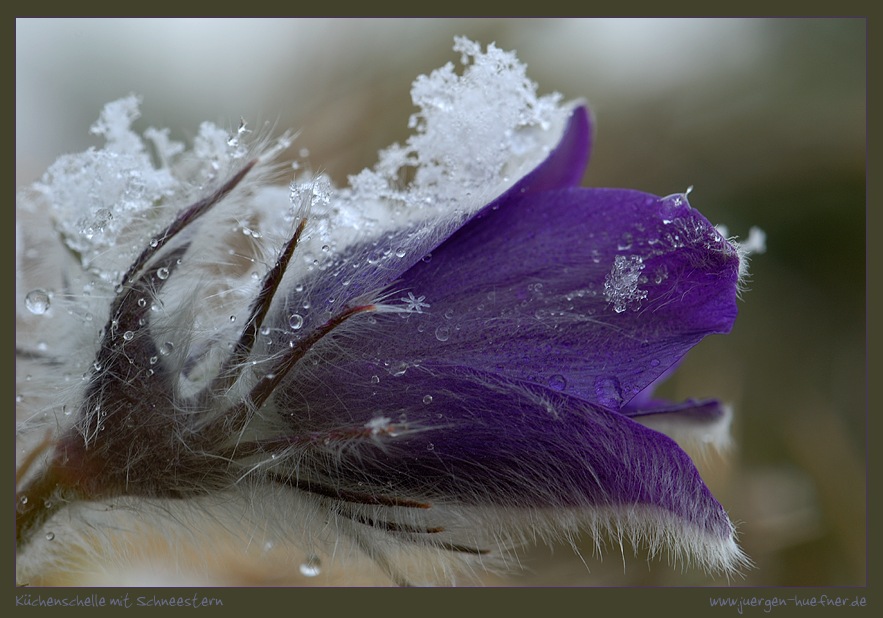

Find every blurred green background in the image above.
[15,18,866,587]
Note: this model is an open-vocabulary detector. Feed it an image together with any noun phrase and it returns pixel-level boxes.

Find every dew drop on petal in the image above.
[156,267,170,280]
[25,289,51,315]
[391,362,409,377]
[289,314,304,330]
[45,532,55,541]
[547,374,567,391]
[435,325,451,342]
[299,555,322,577]
[422,395,433,404]
[594,376,623,409]
[159,341,175,356]
[260,325,271,336]
[370,375,380,384]
[395,247,407,258]
[122,331,134,341]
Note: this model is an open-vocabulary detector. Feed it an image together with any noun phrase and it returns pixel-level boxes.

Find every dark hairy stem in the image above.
[16,163,260,554]
[119,160,258,291]
[207,303,377,440]
[209,218,307,394]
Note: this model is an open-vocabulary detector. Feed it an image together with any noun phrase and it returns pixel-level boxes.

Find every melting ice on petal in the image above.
[603,255,647,313]
[365,416,394,436]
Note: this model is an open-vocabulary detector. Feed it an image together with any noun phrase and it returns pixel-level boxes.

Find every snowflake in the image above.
[400,292,430,314]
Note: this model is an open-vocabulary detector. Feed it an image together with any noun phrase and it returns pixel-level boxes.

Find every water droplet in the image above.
[395,247,407,258]
[548,374,567,391]
[289,314,304,330]
[45,532,55,541]
[426,442,435,451]
[260,325,271,336]
[435,325,451,342]
[390,362,409,377]
[156,267,170,280]
[137,297,147,308]
[299,555,322,577]
[159,341,175,356]
[422,395,433,405]
[19,496,28,505]
[150,238,159,248]
[370,375,380,384]
[594,376,623,409]
[122,331,134,341]
[25,289,51,315]
[650,359,661,367]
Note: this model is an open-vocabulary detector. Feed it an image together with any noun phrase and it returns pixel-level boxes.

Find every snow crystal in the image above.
[604,255,648,313]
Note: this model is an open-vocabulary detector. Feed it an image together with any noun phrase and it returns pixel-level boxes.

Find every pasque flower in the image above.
[15,38,752,585]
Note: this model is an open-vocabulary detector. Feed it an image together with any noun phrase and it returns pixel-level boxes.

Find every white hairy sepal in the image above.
[634,405,736,458]
[15,487,748,586]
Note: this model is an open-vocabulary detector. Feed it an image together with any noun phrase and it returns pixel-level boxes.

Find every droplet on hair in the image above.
[25,289,51,315]
[289,314,304,330]
[299,555,322,577]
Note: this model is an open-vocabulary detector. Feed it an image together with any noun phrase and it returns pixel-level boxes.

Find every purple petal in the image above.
[623,357,684,410]
[346,187,741,410]
[280,105,591,338]
[274,364,743,573]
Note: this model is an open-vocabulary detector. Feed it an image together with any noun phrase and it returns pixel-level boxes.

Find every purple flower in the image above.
[16,41,751,585]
